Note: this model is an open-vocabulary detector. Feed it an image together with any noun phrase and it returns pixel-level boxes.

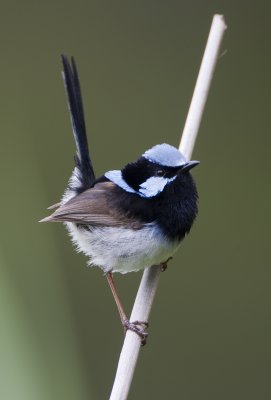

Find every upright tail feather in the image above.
[61,55,95,192]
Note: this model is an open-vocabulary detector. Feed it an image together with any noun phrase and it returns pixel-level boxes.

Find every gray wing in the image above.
[40,181,142,229]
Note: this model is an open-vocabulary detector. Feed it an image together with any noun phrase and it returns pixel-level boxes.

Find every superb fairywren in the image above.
[41,56,199,343]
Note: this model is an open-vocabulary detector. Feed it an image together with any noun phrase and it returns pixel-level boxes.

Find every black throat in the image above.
[107,172,198,241]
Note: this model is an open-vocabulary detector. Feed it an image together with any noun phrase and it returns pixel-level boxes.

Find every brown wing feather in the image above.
[40,181,142,229]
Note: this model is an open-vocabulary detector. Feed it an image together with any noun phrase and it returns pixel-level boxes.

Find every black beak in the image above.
[179,160,200,172]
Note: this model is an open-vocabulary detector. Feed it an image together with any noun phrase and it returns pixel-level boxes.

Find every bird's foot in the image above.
[160,256,173,272]
[123,319,149,346]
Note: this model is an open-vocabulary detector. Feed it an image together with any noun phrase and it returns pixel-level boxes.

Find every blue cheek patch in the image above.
[105,170,177,198]
[138,176,176,198]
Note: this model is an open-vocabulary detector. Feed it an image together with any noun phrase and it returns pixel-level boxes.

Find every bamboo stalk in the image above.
[109,14,227,400]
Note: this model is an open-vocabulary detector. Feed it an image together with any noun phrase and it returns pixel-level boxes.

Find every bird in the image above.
[40,55,199,344]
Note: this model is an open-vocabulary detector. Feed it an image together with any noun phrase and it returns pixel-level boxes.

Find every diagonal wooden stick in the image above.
[109,14,227,400]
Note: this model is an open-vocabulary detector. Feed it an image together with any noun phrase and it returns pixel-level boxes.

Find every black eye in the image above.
[156,169,165,177]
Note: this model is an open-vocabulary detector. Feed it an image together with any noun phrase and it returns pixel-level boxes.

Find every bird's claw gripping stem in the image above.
[123,320,149,346]
[160,256,173,272]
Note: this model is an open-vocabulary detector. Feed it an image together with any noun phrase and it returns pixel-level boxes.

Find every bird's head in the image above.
[105,143,199,198]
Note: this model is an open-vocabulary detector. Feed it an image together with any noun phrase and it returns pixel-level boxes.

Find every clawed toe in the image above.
[133,320,149,329]
[123,319,149,346]
[160,256,173,272]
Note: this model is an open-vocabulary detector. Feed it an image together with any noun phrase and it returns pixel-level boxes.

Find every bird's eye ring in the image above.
[156,169,165,177]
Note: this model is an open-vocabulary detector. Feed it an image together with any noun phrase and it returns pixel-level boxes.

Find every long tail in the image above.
[61,55,95,193]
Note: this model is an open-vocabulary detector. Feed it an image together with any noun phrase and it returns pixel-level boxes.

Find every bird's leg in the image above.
[160,256,173,272]
[106,272,149,345]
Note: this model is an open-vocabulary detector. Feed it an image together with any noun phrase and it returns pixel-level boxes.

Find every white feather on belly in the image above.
[65,221,180,274]
[61,171,180,273]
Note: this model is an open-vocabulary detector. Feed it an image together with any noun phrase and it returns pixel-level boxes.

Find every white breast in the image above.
[61,172,181,273]
[65,222,180,274]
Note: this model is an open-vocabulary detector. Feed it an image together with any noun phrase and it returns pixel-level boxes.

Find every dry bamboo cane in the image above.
[109,15,227,400]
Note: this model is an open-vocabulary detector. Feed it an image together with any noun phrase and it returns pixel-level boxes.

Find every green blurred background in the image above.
[0,1,270,399]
